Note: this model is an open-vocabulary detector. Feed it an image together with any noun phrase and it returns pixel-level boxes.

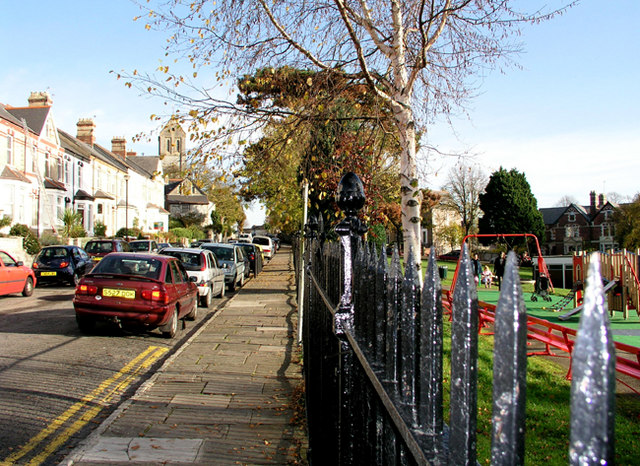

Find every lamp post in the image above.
[124,174,130,239]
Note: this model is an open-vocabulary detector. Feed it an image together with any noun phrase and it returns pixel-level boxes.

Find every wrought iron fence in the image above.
[299,172,615,465]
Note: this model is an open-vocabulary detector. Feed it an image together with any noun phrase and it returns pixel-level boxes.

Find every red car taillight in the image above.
[33,263,39,269]
[60,261,69,268]
[249,253,255,260]
[141,289,169,304]
[77,284,98,295]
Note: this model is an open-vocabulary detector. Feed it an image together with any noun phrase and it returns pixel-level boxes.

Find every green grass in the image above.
[427,259,639,462]
[440,309,640,464]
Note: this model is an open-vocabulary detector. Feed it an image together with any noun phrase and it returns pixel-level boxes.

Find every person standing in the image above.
[471,253,482,286]
[493,252,506,289]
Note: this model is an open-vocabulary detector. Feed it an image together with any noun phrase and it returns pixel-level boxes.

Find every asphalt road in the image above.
[0,282,231,465]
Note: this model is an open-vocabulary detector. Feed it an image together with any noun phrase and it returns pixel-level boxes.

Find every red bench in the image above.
[471,301,640,393]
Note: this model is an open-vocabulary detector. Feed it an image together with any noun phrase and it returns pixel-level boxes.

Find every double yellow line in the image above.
[1,345,168,466]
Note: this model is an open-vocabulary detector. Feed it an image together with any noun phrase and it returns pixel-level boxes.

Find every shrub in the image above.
[94,221,107,237]
[70,224,87,238]
[40,231,62,246]
[10,223,41,255]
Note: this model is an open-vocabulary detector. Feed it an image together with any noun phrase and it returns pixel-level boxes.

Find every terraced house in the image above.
[0,92,168,238]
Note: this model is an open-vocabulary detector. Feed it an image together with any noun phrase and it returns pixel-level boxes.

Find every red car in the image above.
[73,253,198,338]
[0,250,36,297]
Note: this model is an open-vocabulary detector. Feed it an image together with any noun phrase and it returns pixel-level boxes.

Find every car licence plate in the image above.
[102,288,135,299]
[41,271,57,276]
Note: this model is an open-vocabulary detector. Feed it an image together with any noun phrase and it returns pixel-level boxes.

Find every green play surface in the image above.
[475,288,640,347]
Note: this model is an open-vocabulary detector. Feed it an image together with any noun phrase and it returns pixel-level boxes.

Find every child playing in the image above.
[482,265,494,288]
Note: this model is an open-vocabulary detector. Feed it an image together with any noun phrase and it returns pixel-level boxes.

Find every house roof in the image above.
[44,178,66,191]
[127,155,162,177]
[4,105,51,135]
[0,165,31,183]
[74,189,95,201]
[94,189,115,200]
[166,194,210,205]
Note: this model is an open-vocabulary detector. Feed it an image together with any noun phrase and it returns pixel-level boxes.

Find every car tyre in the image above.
[197,287,212,310]
[229,275,236,291]
[22,276,34,297]
[72,272,80,287]
[76,315,95,333]
[239,272,245,288]
[218,281,226,298]
[161,308,179,338]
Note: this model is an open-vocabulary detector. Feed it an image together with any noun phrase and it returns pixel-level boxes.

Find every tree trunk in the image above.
[393,101,422,266]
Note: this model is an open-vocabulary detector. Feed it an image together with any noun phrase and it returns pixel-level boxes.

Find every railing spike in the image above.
[491,251,527,465]
[569,253,616,464]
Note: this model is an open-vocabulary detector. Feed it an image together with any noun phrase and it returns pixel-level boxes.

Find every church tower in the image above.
[158,118,186,175]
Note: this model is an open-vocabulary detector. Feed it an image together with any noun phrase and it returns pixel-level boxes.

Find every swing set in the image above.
[446,233,553,303]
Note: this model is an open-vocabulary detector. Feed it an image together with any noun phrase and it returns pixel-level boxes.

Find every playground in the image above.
[439,234,640,391]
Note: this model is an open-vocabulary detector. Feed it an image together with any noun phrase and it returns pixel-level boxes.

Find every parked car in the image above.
[158,242,184,250]
[159,247,226,310]
[32,245,94,286]
[252,235,275,259]
[129,239,159,254]
[73,253,198,338]
[200,243,246,291]
[234,243,263,277]
[0,250,36,297]
[438,249,461,262]
[84,239,131,263]
[238,233,253,242]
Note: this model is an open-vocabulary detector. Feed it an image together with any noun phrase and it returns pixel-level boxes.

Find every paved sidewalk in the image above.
[64,247,307,465]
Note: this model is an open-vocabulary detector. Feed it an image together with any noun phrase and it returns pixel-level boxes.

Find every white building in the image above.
[0,92,168,239]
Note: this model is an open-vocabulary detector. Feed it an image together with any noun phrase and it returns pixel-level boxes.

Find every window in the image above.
[176,139,180,152]
[166,139,171,152]
[568,212,576,222]
[45,152,51,178]
[603,210,611,220]
[64,159,71,184]
[6,135,13,165]
[97,204,103,214]
[77,163,83,188]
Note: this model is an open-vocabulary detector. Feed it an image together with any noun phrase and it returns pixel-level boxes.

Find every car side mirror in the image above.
[16,261,24,266]
[190,276,198,282]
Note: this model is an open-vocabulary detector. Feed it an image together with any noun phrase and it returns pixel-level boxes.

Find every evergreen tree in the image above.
[614,194,640,249]
[478,167,545,242]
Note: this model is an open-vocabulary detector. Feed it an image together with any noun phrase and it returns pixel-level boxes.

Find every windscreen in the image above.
[160,251,203,271]
[92,255,162,279]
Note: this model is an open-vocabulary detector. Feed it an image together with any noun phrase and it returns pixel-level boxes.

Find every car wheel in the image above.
[239,272,245,287]
[188,298,200,319]
[229,275,236,291]
[22,277,34,297]
[72,272,80,287]
[218,281,226,298]
[76,315,94,333]
[160,308,179,338]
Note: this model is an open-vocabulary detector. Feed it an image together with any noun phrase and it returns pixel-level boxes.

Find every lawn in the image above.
[440,318,640,464]
[433,259,640,463]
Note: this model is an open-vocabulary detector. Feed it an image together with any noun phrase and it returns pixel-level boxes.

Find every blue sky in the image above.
[1,1,639,225]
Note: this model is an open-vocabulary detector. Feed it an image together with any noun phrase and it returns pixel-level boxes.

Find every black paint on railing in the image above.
[299,173,615,465]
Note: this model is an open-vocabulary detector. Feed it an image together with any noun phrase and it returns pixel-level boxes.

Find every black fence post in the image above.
[333,172,367,464]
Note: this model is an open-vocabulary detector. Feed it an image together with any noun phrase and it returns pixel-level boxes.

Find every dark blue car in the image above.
[32,245,94,286]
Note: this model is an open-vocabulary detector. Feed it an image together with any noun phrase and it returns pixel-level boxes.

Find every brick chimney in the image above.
[589,191,597,216]
[111,137,127,157]
[76,119,96,145]
[598,193,606,209]
[28,91,53,107]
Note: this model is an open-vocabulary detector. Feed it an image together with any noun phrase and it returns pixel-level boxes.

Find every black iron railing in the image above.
[299,173,615,465]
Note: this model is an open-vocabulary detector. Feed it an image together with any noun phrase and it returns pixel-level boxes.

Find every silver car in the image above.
[200,243,246,291]
[158,247,226,311]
